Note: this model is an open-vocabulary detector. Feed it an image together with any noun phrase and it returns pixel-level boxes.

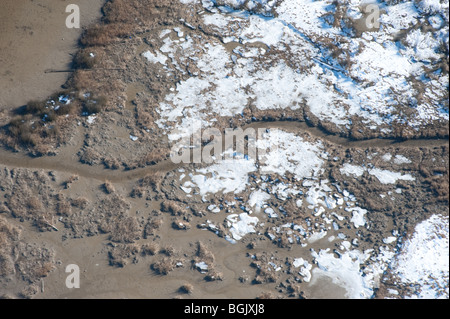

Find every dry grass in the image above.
[63,175,79,189]
[139,172,165,191]
[109,216,141,243]
[79,148,101,165]
[161,201,188,217]
[172,218,191,230]
[143,217,163,238]
[256,292,277,299]
[130,186,145,198]
[160,245,176,257]
[204,270,223,282]
[102,181,115,194]
[73,49,98,69]
[80,23,133,47]
[3,89,82,153]
[141,243,159,256]
[195,241,214,264]
[178,283,194,294]
[108,243,140,267]
[103,157,121,170]
[151,257,175,275]
[18,285,39,299]
[82,95,107,115]
[56,200,72,216]
[70,197,89,209]
[34,262,54,278]
[136,149,168,166]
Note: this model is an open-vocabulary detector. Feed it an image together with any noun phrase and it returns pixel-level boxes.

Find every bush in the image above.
[71,197,89,209]
[25,100,46,114]
[143,218,162,238]
[161,201,188,216]
[83,96,107,114]
[102,181,115,194]
[160,245,175,257]
[141,243,159,256]
[196,241,214,264]
[151,257,175,275]
[80,23,132,47]
[179,284,194,294]
[73,50,98,69]
[109,216,141,243]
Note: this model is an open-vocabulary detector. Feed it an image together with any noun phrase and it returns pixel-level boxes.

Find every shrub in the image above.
[196,241,214,264]
[71,197,89,209]
[109,216,141,244]
[160,245,175,257]
[143,218,162,238]
[204,270,223,282]
[73,50,98,69]
[151,257,175,275]
[141,243,159,256]
[102,181,115,194]
[80,23,133,47]
[83,96,107,114]
[161,201,188,216]
[179,284,194,294]
[25,100,46,114]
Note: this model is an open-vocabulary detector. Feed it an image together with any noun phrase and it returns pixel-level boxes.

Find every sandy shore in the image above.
[0,0,105,110]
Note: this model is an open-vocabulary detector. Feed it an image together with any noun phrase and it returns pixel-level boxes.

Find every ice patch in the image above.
[368,168,415,184]
[248,190,271,213]
[142,50,168,65]
[227,213,259,241]
[391,214,449,299]
[311,248,373,299]
[191,154,256,196]
[340,163,365,177]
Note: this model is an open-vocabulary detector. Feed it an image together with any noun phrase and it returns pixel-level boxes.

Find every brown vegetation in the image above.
[108,243,140,267]
[178,283,194,294]
[161,201,189,216]
[109,216,141,243]
[151,257,175,275]
[80,23,133,47]
[102,181,115,194]
[140,243,159,256]
[143,217,163,238]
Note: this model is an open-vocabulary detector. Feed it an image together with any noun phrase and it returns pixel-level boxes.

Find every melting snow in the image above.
[391,214,449,299]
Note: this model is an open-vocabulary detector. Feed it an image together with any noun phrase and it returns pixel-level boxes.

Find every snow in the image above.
[293,257,312,282]
[340,163,365,177]
[86,115,97,124]
[248,190,271,213]
[391,214,449,299]
[195,261,209,273]
[368,168,415,184]
[349,207,367,229]
[311,248,373,299]
[340,162,415,184]
[257,130,325,180]
[383,236,397,244]
[168,0,448,139]
[308,230,327,243]
[191,153,257,196]
[142,50,168,65]
[227,213,259,241]
[393,155,412,165]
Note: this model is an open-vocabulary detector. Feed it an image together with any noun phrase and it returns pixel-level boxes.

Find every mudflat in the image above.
[0,0,104,110]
